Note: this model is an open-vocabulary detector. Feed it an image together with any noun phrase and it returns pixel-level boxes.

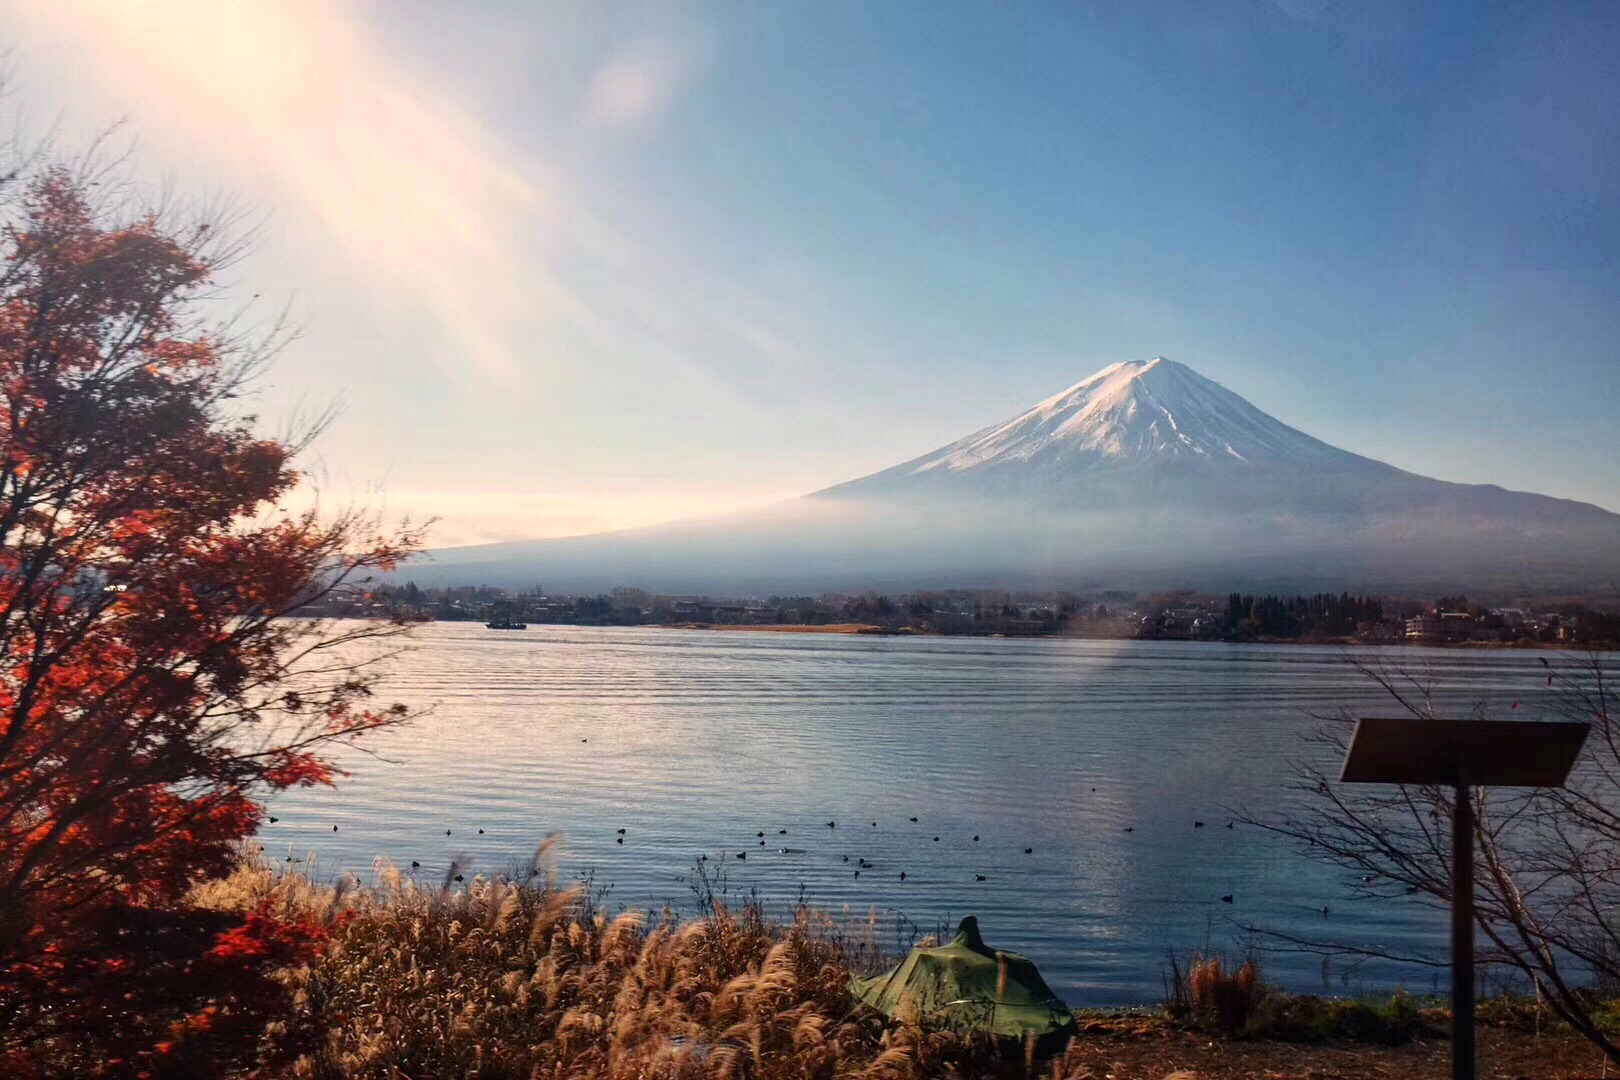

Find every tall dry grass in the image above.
[191,845,1445,1077]
[1163,953,1262,1033]
[174,847,1469,1078]
[194,841,1024,1078]
[1161,951,1429,1046]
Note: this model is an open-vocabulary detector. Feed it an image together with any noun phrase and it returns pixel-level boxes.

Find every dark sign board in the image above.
[1340,717,1588,788]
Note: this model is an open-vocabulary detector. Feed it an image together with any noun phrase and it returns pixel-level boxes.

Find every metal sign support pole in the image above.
[1452,770,1474,1080]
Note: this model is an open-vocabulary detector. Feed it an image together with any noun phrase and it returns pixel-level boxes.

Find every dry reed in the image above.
[195,843,1023,1078]
[176,849,1467,1077]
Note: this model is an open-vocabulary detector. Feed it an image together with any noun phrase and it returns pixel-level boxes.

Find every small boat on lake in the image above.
[485,619,528,630]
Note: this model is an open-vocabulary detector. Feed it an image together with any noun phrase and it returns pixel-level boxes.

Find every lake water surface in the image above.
[274,623,1599,1007]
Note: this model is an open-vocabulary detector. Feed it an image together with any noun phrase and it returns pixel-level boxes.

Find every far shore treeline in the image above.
[304,581,1620,648]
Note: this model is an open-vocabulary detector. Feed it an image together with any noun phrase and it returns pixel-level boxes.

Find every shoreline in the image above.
[292,614,1608,651]
[644,621,1595,649]
[658,621,909,635]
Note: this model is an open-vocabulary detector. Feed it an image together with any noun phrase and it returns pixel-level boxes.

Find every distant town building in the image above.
[1406,611,1475,644]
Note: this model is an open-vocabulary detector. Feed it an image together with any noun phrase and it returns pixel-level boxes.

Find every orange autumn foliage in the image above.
[0,166,420,1070]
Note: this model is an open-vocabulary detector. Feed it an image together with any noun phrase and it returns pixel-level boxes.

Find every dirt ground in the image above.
[1052,1022,1609,1078]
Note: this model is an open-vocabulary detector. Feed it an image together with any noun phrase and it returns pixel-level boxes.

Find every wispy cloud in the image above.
[7,1,573,383]
[369,486,792,548]
[588,41,699,128]
[3,0,788,399]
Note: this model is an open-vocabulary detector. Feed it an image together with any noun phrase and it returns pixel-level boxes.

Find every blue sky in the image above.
[4,1,1617,542]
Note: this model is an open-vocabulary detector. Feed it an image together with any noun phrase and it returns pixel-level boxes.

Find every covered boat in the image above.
[851,916,1074,1042]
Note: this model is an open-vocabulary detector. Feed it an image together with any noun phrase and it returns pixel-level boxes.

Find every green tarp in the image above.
[851,916,1075,1041]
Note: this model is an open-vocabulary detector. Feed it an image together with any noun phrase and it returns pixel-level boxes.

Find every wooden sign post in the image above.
[1340,717,1589,1080]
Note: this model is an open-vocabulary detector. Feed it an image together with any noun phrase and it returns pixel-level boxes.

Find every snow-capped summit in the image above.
[818,357,1372,501]
[898,357,1351,475]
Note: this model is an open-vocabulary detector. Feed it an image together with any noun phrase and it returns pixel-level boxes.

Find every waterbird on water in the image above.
[411,861,419,869]
[478,828,484,834]
[778,829,787,834]
[1024,847,1032,854]
[1221,895,1233,904]
[1194,821,1204,828]
[445,829,451,835]
[973,835,979,842]
[736,852,746,860]
[454,874,464,883]
[975,874,986,881]
[910,817,918,822]
[757,831,764,837]
[616,828,625,834]
[933,836,940,842]
[333,825,338,832]
[827,821,835,828]
[900,872,906,880]
[616,838,623,845]
[269,817,278,824]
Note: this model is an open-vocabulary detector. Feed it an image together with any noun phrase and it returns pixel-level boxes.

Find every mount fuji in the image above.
[416,359,1620,594]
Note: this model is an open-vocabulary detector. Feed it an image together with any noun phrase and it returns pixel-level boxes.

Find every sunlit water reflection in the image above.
[272,623,1603,1007]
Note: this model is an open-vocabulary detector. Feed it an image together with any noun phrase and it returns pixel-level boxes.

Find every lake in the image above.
[272,623,1593,1007]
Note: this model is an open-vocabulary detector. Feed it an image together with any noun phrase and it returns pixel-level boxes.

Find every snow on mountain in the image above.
[910,358,1346,470]
[819,357,1375,500]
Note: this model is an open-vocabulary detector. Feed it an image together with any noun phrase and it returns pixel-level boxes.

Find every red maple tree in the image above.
[0,164,421,1068]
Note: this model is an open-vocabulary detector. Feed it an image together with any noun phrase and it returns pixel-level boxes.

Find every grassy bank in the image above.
[25,848,1614,1078]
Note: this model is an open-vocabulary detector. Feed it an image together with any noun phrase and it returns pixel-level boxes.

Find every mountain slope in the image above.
[413,358,1620,593]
